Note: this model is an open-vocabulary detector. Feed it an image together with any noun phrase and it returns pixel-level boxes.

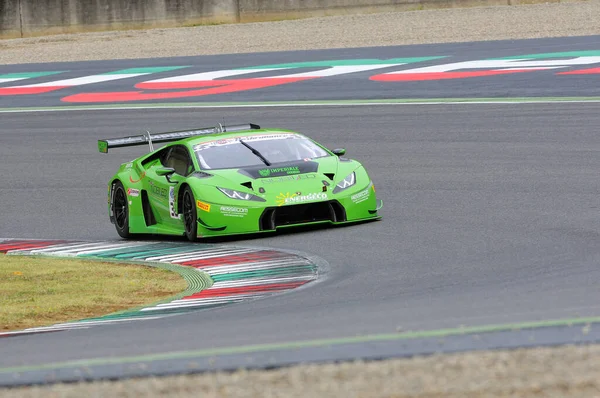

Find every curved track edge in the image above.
[0,239,320,337]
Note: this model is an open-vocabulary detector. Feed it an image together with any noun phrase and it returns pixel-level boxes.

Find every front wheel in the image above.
[112,181,131,239]
[182,186,198,242]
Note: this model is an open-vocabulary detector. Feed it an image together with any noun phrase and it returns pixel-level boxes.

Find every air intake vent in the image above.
[259,200,346,230]
[141,190,157,226]
[191,171,212,179]
[324,173,335,181]
[241,181,253,190]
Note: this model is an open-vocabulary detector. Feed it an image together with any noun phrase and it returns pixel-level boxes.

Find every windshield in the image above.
[194,134,330,170]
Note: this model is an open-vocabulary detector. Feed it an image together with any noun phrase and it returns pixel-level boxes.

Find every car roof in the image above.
[180,128,305,147]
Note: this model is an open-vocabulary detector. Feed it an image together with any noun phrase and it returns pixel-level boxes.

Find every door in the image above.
[144,145,194,229]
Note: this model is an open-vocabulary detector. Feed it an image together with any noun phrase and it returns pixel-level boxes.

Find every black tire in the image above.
[112,181,131,239]
[182,186,198,242]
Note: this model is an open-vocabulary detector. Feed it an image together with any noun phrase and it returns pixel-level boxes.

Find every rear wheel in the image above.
[112,181,131,238]
[182,186,198,242]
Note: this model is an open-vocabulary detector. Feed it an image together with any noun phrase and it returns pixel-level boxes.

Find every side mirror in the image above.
[156,167,175,177]
[156,167,176,183]
[332,148,346,156]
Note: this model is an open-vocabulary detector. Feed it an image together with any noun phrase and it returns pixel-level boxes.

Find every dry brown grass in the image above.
[3,344,600,397]
[0,254,187,331]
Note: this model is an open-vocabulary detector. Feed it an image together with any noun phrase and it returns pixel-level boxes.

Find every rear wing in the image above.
[98,123,261,153]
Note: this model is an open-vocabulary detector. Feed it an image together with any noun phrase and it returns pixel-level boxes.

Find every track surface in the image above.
[2,37,600,368]
[0,35,600,107]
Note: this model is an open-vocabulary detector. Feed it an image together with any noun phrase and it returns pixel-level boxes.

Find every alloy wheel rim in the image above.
[114,187,127,229]
[183,191,194,234]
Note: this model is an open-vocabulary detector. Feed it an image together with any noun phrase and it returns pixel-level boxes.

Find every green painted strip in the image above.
[240,57,445,69]
[211,266,316,282]
[81,244,217,259]
[497,50,600,60]
[77,244,166,258]
[2,315,599,374]
[1,97,600,113]
[75,305,223,320]
[101,66,189,75]
[0,71,63,79]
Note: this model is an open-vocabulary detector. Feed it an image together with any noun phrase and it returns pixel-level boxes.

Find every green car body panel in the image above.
[103,126,382,240]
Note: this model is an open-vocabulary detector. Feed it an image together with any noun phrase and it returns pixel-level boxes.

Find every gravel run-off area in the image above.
[2,1,600,397]
[0,1,599,64]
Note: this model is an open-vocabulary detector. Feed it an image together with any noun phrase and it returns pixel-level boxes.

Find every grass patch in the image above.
[0,254,187,331]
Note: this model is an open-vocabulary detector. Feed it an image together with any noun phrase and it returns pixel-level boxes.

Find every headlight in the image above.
[332,172,356,193]
[217,187,266,202]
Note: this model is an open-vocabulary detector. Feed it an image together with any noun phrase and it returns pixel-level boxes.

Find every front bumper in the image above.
[194,186,380,238]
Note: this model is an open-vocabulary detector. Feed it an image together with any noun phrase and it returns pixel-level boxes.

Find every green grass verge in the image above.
[0,254,188,331]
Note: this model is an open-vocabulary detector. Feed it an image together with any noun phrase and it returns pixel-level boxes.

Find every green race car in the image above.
[99,123,382,241]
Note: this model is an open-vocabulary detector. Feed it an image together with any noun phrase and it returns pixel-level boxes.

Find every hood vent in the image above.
[324,173,335,181]
[191,171,212,179]
[241,181,253,190]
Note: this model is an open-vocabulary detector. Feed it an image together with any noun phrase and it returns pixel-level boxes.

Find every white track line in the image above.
[1,99,599,114]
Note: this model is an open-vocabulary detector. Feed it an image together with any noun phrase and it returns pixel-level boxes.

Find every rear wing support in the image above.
[98,123,260,153]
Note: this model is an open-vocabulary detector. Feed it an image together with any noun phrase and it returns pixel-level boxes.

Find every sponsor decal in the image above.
[169,187,180,219]
[351,188,370,204]
[242,161,318,179]
[196,200,211,212]
[194,134,299,152]
[220,206,248,217]
[127,188,140,197]
[237,134,298,142]
[258,166,300,177]
[276,192,327,206]
[261,174,317,183]
[125,162,133,169]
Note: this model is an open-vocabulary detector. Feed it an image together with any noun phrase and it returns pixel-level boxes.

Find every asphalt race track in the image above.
[2,36,600,373]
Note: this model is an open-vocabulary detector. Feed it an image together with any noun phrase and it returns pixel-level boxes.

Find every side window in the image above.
[141,146,170,168]
[159,147,170,167]
[164,145,193,176]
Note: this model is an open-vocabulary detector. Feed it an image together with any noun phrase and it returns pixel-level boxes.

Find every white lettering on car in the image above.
[220,206,248,217]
